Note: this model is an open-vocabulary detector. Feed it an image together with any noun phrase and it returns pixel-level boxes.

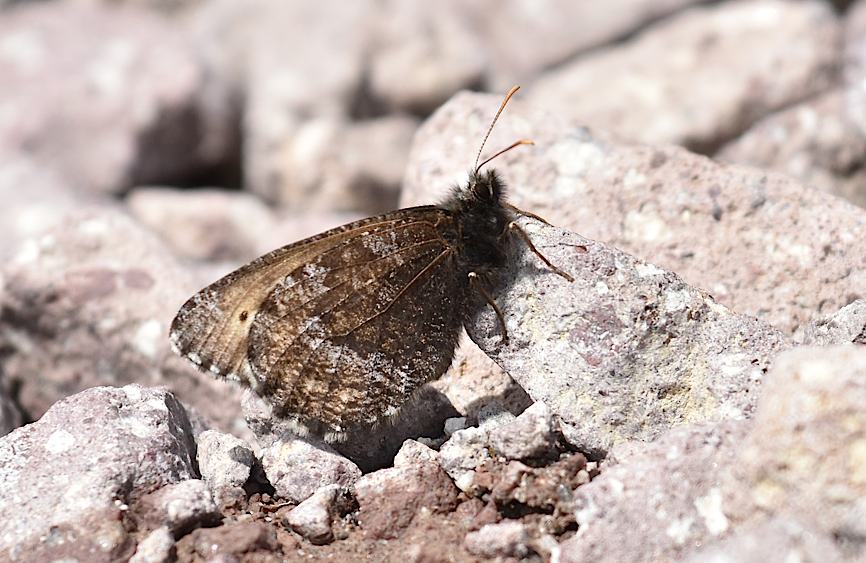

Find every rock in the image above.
[133,479,220,536]
[845,0,866,138]
[798,299,866,345]
[487,401,561,461]
[466,0,706,89]
[443,416,467,436]
[392,439,438,468]
[196,430,254,507]
[259,435,361,504]
[559,422,747,563]
[463,521,530,559]
[0,385,197,561]
[438,426,494,494]
[367,0,484,114]
[717,91,866,208]
[353,461,459,539]
[187,522,278,560]
[0,152,82,261]
[466,217,789,455]
[126,188,277,263]
[0,2,233,195]
[283,484,352,545]
[250,114,418,214]
[477,454,587,535]
[130,526,175,563]
[403,91,866,336]
[529,0,839,151]
[0,209,244,430]
[725,345,866,557]
[684,516,844,563]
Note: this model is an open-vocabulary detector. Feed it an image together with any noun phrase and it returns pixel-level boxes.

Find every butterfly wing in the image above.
[170,206,466,438]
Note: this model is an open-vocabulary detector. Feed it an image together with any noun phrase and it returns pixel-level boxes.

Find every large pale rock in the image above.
[465,217,788,454]
[723,346,866,559]
[403,92,866,336]
[717,90,866,208]
[126,188,277,263]
[0,385,198,561]
[482,0,709,88]
[559,422,746,563]
[528,0,839,151]
[0,2,232,194]
[0,209,243,429]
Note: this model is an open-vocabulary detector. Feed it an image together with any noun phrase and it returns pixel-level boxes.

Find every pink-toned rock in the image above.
[259,434,361,504]
[528,0,839,151]
[0,385,198,561]
[718,91,866,208]
[353,461,459,539]
[0,2,233,195]
[367,0,483,115]
[0,209,243,429]
[0,152,83,260]
[466,0,706,88]
[559,422,746,563]
[723,346,866,554]
[246,115,418,213]
[403,91,866,336]
[127,187,277,263]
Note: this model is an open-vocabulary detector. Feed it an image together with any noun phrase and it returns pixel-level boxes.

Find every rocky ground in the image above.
[1,0,866,562]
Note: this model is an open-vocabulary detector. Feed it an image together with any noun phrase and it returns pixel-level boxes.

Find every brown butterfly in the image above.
[170,86,573,442]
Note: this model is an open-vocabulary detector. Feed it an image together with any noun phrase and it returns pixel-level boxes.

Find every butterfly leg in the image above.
[468,271,509,344]
[504,221,575,282]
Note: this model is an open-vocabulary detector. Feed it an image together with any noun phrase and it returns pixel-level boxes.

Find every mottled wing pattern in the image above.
[170,206,466,439]
[249,207,466,438]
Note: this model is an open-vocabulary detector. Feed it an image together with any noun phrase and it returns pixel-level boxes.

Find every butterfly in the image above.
[170,86,573,442]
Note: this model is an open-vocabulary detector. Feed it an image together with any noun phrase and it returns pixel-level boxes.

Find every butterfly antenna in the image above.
[476,139,534,172]
[474,85,522,174]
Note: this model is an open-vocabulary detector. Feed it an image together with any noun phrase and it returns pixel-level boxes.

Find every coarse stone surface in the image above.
[259,435,361,504]
[0,209,244,431]
[353,460,459,540]
[0,2,233,195]
[465,217,788,454]
[196,429,254,506]
[0,385,197,562]
[559,422,746,563]
[528,0,840,151]
[403,91,866,336]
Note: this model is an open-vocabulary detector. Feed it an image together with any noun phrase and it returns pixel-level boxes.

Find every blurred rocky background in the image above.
[2,0,866,561]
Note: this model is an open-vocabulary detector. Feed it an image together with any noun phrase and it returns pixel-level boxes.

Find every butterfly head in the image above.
[468,168,506,205]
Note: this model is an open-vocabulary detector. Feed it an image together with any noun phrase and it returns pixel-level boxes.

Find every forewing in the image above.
[169,206,447,387]
[248,208,465,436]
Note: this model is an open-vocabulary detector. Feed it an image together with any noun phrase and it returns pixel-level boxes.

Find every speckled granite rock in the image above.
[466,217,788,454]
[259,434,361,504]
[0,209,244,431]
[0,2,233,195]
[0,385,198,561]
[559,422,746,563]
[403,91,866,335]
[528,0,839,151]
[722,345,866,560]
[196,430,254,507]
[717,90,866,209]
[798,299,866,346]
